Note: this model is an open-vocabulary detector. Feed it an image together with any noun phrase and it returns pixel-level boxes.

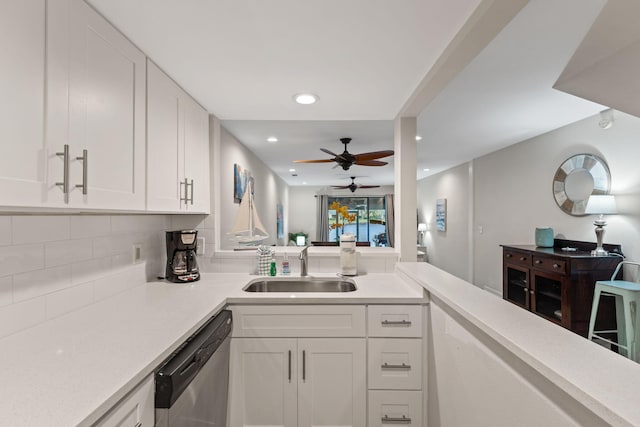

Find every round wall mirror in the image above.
[553,153,611,216]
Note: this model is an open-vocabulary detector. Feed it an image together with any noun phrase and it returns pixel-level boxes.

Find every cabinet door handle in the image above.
[189,179,194,205]
[56,144,70,194]
[302,350,306,381]
[381,320,412,326]
[381,362,411,370]
[134,423,142,427]
[382,415,412,424]
[180,178,189,205]
[523,287,528,292]
[288,350,291,382]
[530,290,534,295]
[75,149,88,195]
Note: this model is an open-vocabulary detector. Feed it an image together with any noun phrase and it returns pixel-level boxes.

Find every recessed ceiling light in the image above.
[293,93,318,105]
[415,135,423,141]
[289,168,296,172]
[267,136,278,143]
[423,168,430,172]
[302,181,307,185]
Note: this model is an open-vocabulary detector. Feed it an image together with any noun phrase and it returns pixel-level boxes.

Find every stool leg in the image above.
[615,294,628,356]
[588,288,602,341]
[623,295,634,360]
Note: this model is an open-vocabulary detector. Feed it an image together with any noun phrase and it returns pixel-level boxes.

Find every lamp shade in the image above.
[417,223,427,232]
[585,195,617,215]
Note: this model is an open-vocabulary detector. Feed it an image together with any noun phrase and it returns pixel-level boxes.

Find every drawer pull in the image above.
[381,362,411,370]
[381,320,412,326]
[519,256,527,261]
[523,287,528,292]
[506,253,512,258]
[535,259,542,264]
[553,263,560,268]
[382,414,412,424]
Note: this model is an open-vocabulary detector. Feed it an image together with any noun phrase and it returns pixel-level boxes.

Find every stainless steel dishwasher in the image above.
[155,310,232,427]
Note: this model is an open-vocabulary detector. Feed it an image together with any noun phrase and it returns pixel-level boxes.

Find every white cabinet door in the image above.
[298,338,367,427]
[183,96,210,213]
[146,60,184,212]
[147,60,210,213]
[229,338,298,427]
[48,0,146,210]
[0,0,47,207]
[94,375,154,427]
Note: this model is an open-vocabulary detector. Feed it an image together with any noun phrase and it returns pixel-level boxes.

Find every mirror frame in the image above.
[552,153,611,216]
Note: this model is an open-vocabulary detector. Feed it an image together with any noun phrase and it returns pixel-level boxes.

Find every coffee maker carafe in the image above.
[165,230,200,282]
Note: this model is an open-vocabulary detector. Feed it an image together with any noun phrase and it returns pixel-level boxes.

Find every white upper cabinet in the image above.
[0,0,47,207]
[147,60,210,213]
[47,0,146,210]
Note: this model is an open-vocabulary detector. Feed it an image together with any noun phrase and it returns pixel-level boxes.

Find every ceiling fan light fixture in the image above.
[294,93,319,105]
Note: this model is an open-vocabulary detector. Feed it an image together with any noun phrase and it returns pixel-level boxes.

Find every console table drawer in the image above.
[504,250,531,267]
[532,256,566,274]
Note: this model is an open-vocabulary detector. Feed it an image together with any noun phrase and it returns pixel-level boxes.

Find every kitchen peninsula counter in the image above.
[0,272,424,426]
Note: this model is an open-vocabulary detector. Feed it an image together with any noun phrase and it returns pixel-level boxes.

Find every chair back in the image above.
[611,261,640,282]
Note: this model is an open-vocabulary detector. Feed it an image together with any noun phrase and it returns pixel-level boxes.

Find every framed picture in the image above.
[436,198,446,231]
[277,203,284,239]
[233,164,250,203]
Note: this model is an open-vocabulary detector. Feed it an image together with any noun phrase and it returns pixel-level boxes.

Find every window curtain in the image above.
[316,194,329,241]
[385,194,394,247]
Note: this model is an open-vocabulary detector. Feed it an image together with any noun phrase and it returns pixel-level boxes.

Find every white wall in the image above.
[289,185,394,242]
[218,127,289,249]
[417,163,471,281]
[417,110,640,292]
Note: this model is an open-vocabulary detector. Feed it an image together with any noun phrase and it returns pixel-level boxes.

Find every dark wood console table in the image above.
[502,239,622,337]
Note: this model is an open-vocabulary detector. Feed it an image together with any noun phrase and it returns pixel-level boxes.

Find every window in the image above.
[328,196,387,246]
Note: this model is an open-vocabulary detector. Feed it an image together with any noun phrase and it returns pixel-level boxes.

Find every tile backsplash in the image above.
[0,213,213,339]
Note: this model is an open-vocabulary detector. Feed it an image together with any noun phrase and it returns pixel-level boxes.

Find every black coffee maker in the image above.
[165,230,200,283]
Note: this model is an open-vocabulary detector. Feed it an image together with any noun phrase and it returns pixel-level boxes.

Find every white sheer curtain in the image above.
[316,194,329,241]
[385,194,394,247]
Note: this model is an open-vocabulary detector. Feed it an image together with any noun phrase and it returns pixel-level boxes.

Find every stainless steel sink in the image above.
[244,277,357,292]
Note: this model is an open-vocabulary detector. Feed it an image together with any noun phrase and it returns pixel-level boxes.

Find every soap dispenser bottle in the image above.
[269,254,277,276]
[281,253,290,275]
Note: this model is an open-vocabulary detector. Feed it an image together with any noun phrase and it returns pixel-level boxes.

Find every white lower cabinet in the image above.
[229,337,366,427]
[368,390,423,427]
[94,375,154,427]
[228,304,425,427]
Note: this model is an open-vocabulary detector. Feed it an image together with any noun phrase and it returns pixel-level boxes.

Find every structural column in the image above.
[394,116,417,262]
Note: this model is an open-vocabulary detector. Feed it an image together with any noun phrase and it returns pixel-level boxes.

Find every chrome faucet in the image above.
[299,244,312,277]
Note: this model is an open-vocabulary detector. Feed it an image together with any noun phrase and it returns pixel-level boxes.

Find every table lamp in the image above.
[417,223,427,246]
[584,195,617,256]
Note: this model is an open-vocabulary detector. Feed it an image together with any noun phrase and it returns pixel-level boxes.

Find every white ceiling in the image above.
[88,0,609,187]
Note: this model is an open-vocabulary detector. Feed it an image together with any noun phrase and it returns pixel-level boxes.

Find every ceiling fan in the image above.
[331,176,380,193]
[294,137,394,170]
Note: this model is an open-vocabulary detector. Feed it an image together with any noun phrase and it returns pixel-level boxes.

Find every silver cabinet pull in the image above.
[382,414,412,424]
[288,350,292,382]
[180,178,189,205]
[381,320,412,326]
[56,144,70,194]
[134,423,142,427]
[302,350,306,381]
[189,179,194,204]
[381,362,411,369]
[75,149,88,194]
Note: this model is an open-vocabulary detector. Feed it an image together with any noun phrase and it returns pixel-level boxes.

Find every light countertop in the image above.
[0,272,425,426]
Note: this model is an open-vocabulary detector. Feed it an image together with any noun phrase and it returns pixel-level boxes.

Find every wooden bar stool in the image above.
[588,261,640,361]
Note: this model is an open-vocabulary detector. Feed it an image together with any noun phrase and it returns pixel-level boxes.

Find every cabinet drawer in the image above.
[230,305,366,337]
[368,338,422,390]
[504,250,531,267]
[368,305,423,337]
[532,256,566,275]
[368,391,423,427]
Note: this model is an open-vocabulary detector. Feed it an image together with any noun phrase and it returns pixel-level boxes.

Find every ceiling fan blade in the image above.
[358,185,380,189]
[353,150,394,161]
[331,185,351,189]
[354,159,387,167]
[293,159,335,164]
[320,148,340,157]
